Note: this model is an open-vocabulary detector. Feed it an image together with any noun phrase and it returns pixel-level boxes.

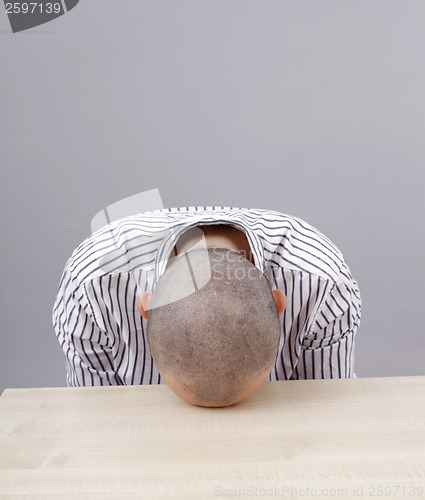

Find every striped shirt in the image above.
[52,206,362,386]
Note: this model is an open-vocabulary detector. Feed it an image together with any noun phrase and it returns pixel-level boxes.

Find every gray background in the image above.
[1,1,424,393]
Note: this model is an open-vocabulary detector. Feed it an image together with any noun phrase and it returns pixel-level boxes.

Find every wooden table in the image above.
[0,377,424,499]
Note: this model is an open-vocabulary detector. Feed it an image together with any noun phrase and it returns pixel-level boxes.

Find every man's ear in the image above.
[137,292,152,319]
[272,289,287,315]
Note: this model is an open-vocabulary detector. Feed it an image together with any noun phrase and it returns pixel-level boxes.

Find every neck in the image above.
[175,224,254,264]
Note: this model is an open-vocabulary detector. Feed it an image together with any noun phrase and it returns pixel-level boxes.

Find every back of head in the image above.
[147,248,280,407]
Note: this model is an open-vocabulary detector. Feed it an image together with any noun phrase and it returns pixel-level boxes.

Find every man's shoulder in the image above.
[63,206,345,287]
[63,210,176,288]
[248,209,346,282]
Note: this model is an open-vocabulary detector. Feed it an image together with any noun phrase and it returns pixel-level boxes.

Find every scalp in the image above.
[147,248,280,406]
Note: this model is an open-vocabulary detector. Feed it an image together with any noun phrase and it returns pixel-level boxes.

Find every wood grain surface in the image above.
[0,377,424,499]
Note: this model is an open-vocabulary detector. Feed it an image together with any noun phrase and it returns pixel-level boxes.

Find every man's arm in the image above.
[52,268,123,386]
[295,262,362,379]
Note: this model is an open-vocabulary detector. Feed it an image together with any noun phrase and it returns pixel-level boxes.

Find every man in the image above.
[53,206,361,406]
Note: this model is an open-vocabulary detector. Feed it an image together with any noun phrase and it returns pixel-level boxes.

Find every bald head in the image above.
[146,248,281,407]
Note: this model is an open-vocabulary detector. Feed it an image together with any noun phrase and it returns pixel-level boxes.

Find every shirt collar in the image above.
[153,212,265,289]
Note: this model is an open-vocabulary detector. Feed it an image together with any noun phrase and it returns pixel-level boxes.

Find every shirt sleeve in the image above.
[295,261,362,379]
[52,267,123,387]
